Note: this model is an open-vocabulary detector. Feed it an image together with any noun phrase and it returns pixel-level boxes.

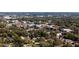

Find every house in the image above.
[35,42,40,45]
[22,21,26,24]
[61,28,73,32]
[4,16,12,19]
[11,20,17,23]
[46,25,56,30]
[23,44,32,47]
[20,36,25,40]
[36,24,42,28]
[6,23,12,28]
[22,23,27,29]
[6,20,10,23]
[56,33,62,39]
[28,23,35,28]
[64,39,74,44]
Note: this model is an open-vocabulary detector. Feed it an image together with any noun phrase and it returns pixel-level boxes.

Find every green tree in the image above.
[53,39,63,46]
[63,42,72,47]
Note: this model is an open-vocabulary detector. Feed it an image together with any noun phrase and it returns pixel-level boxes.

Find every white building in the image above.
[28,23,35,27]
[4,16,12,19]
[61,29,73,32]
[6,23,12,27]
[36,24,42,28]
[56,33,62,39]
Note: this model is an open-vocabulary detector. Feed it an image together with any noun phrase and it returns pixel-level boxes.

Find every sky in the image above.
[0,0,79,12]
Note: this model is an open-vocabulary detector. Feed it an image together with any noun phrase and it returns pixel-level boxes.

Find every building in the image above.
[6,23,12,28]
[56,33,62,39]
[61,28,73,32]
[4,16,12,19]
